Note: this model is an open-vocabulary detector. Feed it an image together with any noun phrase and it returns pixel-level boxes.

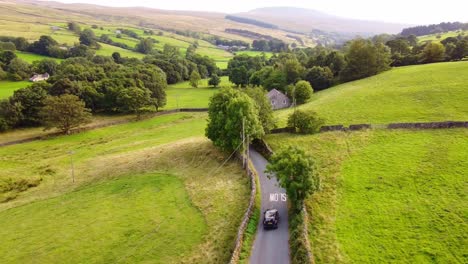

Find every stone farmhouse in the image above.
[267,89,291,110]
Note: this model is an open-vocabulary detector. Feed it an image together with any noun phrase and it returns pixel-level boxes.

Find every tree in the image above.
[0,50,17,65]
[208,74,221,87]
[112,52,122,64]
[287,110,324,134]
[451,39,468,60]
[266,146,320,212]
[230,66,249,87]
[136,38,154,54]
[68,22,81,33]
[304,66,333,91]
[79,29,99,49]
[189,70,201,88]
[288,80,313,104]
[117,87,153,119]
[39,94,92,134]
[244,87,275,133]
[206,87,264,152]
[68,44,95,58]
[0,99,23,130]
[7,58,31,79]
[29,35,58,56]
[422,42,446,63]
[10,83,49,126]
[340,38,391,81]
[33,59,58,75]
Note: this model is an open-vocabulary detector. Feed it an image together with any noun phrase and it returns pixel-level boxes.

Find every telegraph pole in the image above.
[242,117,246,168]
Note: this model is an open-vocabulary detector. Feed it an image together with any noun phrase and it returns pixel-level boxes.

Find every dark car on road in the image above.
[263,209,279,229]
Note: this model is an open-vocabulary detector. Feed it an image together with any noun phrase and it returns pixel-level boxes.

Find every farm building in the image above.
[29,73,50,82]
[267,89,291,110]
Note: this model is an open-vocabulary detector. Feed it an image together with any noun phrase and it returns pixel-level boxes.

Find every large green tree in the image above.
[39,94,92,134]
[136,38,154,54]
[117,87,153,119]
[422,42,446,63]
[189,70,201,88]
[340,39,391,81]
[266,146,320,213]
[79,29,99,49]
[244,87,275,133]
[205,87,264,152]
[287,80,314,104]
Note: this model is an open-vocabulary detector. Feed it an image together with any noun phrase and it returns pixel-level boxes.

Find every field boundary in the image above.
[270,121,468,134]
[0,108,208,148]
[229,154,258,264]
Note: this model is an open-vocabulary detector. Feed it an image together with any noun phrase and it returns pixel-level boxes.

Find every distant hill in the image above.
[234,7,410,35]
[400,22,468,36]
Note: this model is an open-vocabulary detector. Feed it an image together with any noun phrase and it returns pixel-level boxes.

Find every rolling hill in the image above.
[233,7,410,35]
[276,61,468,126]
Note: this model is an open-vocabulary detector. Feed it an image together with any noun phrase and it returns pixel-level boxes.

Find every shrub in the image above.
[287,110,324,134]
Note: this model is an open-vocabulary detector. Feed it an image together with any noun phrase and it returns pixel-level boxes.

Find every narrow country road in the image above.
[249,146,290,264]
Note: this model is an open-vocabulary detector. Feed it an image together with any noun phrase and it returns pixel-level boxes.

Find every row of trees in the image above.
[227,38,390,94]
[0,56,168,131]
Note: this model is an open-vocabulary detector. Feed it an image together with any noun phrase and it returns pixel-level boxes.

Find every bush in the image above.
[287,110,324,134]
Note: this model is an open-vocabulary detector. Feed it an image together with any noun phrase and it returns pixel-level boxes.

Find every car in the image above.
[263,209,279,229]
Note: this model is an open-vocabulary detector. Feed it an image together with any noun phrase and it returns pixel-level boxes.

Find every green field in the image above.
[164,76,233,109]
[0,113,249,263]
[15,51,63,64]
[267,128,467,263]
[0,80,29,99]
[276,61,468,126]
[418,30,466,43]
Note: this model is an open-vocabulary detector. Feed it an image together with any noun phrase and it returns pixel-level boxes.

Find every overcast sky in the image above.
[51,0,468,24]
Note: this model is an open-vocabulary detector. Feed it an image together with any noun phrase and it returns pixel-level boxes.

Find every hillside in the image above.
[234,7,409,35]
[276,61,468,126]
[1,0,315,47]
[267,128,467,263]
[0,113,249,263]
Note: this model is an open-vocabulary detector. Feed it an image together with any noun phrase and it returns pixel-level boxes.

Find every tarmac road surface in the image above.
[249,146,290,264]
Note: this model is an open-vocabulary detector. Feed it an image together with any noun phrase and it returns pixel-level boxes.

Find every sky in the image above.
[50,0,468,25]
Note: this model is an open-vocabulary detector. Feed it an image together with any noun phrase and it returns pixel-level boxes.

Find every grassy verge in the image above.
[266,129,467,263]
[238,161,261,263]
[275,61,468,126]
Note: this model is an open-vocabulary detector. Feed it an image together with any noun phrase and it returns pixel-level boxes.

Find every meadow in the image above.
[0,113,249,263]
[267,128,467,263]
[0,81,29,99]
[164,76,233,109]
[275,61,468,126]
[15,51,63,64]
[418,30,466,43]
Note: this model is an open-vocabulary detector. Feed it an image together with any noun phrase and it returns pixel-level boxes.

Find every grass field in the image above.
[419,30,466,43]
[15,51,63,64]
[0,80,29,99]
[0,113,249,263]
[276,61,468,126]
[267,128,467,263]
[164,76,233,109]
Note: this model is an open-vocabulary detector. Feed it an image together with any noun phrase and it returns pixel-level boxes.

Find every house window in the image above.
[283,100,286,104]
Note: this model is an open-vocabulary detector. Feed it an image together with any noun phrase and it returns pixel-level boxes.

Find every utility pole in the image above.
[69,150,75,183]
[242,117,245,168]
